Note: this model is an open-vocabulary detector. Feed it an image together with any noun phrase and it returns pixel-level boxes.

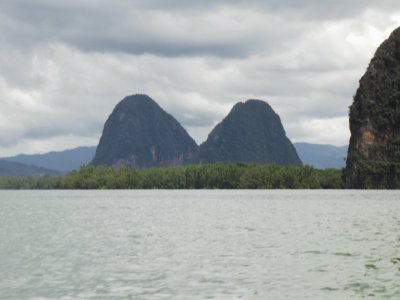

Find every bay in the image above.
[0,190,400,299]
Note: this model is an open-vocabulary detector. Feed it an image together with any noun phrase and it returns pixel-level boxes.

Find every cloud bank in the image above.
[0,0,399,155]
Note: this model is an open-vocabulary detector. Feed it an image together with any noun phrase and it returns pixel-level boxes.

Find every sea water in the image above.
[0,190,400,299]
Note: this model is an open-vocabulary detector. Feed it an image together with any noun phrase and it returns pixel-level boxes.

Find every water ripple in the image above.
[1,190,400,299]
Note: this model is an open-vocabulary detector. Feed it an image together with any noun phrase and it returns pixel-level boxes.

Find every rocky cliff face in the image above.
[91,94,198,168]
[345,27,400,188]
[199,99,302,165]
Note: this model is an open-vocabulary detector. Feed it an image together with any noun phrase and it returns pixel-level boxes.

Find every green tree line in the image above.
[0,163,342,189]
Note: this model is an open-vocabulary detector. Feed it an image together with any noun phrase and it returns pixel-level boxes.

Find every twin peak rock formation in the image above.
[91,95,302,168]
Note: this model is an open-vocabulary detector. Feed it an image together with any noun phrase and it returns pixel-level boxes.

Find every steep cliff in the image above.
[199,99,302,165]
[345,27,400,188]
[91,94,198,168]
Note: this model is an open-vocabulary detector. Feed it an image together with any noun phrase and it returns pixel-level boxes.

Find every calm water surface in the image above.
[0,190,400,299]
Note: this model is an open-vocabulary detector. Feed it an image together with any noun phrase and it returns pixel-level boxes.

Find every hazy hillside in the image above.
[2,146,96,172]
[294,143,347,169]
[0,160,62,176]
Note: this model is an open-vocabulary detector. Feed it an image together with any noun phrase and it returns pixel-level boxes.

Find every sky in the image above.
[0,0,400,156]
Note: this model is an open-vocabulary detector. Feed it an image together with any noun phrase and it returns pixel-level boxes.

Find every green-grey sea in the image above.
[1,190,400,299]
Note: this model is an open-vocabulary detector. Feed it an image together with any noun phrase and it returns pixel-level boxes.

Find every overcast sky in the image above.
[0,0,399,156]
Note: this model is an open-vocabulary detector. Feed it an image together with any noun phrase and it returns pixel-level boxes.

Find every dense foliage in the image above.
[0,163,342,189]
[343,156,400,189]
[345,27,400,188]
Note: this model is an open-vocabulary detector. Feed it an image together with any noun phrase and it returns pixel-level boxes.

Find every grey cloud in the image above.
[2,0,398,58]
[169,107,218,128]
[122,0,397,19]
[23,118,103,140]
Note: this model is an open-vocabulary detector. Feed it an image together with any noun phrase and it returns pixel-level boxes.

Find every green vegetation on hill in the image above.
[0,163,342,189]
[345,26,400,188]
[199,100,302,165]
[91,94,198,168]
[92,96,303,170]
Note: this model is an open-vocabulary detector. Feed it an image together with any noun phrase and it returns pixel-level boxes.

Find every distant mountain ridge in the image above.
[0,160,62,176]
[294,143,347,169]
[2,146,96,172]
[199,100,302,165]
[0,143,348,174]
